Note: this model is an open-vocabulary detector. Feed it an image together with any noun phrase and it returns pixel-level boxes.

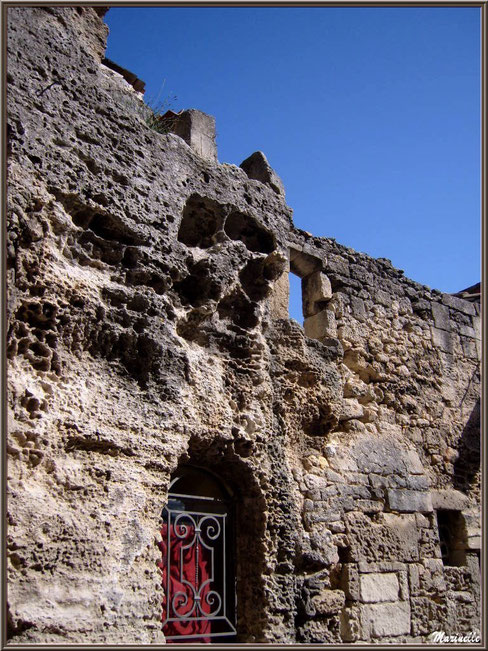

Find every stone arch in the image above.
[161,438,269,643]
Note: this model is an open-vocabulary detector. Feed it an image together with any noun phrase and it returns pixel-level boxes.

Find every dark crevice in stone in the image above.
[174,259,222,307]
[178,194,225,249]
[65,435,135,457]
[218,289,259,329]
[224,210,275,254]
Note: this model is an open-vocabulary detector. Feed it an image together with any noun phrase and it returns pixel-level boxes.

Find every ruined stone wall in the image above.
[6,6,481,644]
[280,233,481,641]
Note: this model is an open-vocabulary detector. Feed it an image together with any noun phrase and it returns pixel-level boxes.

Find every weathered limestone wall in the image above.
[277,233,481,641]
[6,6,481,645]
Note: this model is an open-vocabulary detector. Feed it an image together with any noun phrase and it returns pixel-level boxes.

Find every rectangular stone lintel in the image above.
[431,489,469,511]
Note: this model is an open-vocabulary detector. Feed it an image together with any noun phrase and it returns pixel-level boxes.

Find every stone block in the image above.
[312,589,346,615]
[304,473,328,491]
[432,301,451,330]
[329,520,345,533]
[408,564,420,596]
[240,150,285,195]
[361,601,411,638]
[405,474,429,490]
[356,499,383,514]
[342,563,360,601]
[431,326,453,353]
[375,288,392,307]
[369,473,388,489]
[472,314,480,335]
[359,572,399,603]
[431,489,469,511]
[340,605,362,642]
[327,451,358,473]
[476,337,482,358]
[466,535,481,549]
[350,296,367,321]
[338,398,364,422]
[169,109,218,164]
[387,489,433,513]
[397,297,413,315]
[457,324,476,338]
[304,309,337,340]
[398,570,409,600]
[415,513,430,528]
[325,468,343,483]
[358,561,407,573]
[302,271,332,317]
[350,264,374,286]
[442,293,476,315]
[412,298,431,315]
[460,336,478,359]
[326,254,350,276]
[270,269,289,319]
[403,449,425,475]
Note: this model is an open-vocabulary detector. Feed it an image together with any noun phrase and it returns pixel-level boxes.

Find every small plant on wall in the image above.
[141,79,179,134]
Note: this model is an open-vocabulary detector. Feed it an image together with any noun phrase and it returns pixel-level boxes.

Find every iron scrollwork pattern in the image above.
[161,497,236,640]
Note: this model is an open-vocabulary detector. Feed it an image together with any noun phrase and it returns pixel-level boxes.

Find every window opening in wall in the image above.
[289,271,303,324]
[288,247,332,338]
[160,466,237,643]
[436,509,467,567]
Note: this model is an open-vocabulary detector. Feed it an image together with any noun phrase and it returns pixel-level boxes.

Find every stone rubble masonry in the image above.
[6,6,481,646]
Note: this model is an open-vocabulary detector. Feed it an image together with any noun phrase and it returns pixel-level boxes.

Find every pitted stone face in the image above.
[177,194,226,249]
[224,210,276,253]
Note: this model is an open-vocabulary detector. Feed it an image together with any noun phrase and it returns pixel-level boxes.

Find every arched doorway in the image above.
[159,466,237,643]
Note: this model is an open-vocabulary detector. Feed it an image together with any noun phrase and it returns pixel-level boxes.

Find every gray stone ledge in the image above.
[387,489,433,513]
[430,489,469,511]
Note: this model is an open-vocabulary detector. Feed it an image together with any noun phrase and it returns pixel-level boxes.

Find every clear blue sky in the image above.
[104,7,481,323]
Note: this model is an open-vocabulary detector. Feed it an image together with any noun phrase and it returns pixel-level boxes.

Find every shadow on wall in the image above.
[453,398,480,493]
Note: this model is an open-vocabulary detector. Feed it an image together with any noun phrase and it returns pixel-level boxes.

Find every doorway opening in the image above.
[160,466,237,643]
[436,509,467,567]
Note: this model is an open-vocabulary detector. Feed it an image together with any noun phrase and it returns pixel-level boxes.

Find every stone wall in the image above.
[6,6,481,644]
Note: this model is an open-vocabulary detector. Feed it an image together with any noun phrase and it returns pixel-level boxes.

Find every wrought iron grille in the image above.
[161,481,236,642]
